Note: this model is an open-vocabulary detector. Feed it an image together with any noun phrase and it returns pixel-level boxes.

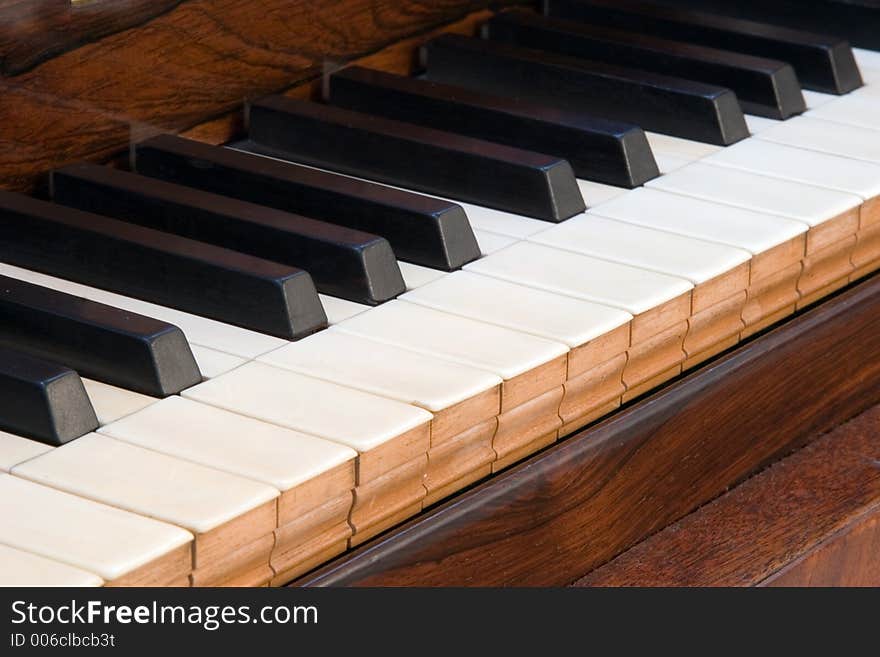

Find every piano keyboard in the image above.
[3,2,880,587]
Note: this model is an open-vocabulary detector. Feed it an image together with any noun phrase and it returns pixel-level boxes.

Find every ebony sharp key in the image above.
[0,346,98,445]
[421,34,748,146]
[246,96,586,222]
[0,276,202,397]
[487,10,805,120]
[630,0,880,52]
[327,66,660,188]
[0,190,327,340]
[51,163,405,305]
[544,0,863,95]
[134,135,479,271]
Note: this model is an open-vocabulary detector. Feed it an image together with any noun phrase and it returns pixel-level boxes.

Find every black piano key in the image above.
[0,275,202,397]
[135,135,479,272]
[544,0,863,94]
[51,163,405,305]
[327,66,660,188]
[0,191,326,340]
[421,34,748,146]
[0,346,98,446]
[636,0,880,52]
[487,10,805,120]
[247,96,586,222]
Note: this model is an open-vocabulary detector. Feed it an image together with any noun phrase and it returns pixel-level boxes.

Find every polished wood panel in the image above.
[293,274,880,586]
[576,404,880,586]
[0,1,181,75]
[0,1,522,192]
[764,516,880,587]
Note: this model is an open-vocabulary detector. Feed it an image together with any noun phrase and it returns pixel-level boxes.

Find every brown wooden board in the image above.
[292,274,880,586]
[0,1,524,191]
[575,404,880,587]
[0,1,182,75]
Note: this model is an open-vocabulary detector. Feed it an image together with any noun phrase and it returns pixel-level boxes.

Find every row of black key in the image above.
[0,190,326,340]
[544,0,863,94]
[0,275,206,445]
[51,164,406,307]
[634,0,880,52]
[245,96,587,222]
[486,9,806,120]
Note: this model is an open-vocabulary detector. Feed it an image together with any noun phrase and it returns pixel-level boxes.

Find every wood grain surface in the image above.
[0,1,523,191]
[575,404,880,586]
[292,275,880,586]
[0,1,182,75]
[763,515,880,586]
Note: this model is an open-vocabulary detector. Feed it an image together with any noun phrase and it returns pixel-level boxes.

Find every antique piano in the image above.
[0,0,878,587]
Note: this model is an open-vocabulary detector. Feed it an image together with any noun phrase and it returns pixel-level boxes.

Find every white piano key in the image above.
[646,162,862,227]
[188,344,246,379]
[0,474,192,582]
[319,293,370,324]
[100,396,356,493]
[398,261,446,290]
[456,200,552,238]
[755,116,880,164]
[473,229,517,256]
[336,300,569,380]
[82,378,157,426]
[0,263,286,359]
[257,328,501,412]
[853,48,880,70]
[646,131,722,162]
[703,139,880,200]
[577,179,629,208]
[13,433,280,535]
[0,430,52,472]
[0,543,103,587]
[530,215,751,284]
[464,241,693,315]
[401,270,632,348]
[183,361,433,453]
[860,67,880,86]
[802,90,837,110]
[654,153,691,174]
[586,187,808,255]
[806,94,880,131]
[745,114,781,134]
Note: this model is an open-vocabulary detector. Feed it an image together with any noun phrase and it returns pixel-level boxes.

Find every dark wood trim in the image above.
[292,274,880,586]
[575,403,880,586]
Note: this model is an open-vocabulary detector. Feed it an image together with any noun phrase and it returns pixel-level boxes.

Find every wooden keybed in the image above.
[1,1,879,586]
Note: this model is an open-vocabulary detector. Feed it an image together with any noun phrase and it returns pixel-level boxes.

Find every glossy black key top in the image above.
[0,346,98,445]
[421,34,748,146]
[0,275,202,397]
[634,0,880,52]
[51,163,405,305]
[134,135,479,271]
[247,96,586,222]
[327,66,660,188]
[0,190,326,340]
[544,0,863,94]
[487,10,805,119]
